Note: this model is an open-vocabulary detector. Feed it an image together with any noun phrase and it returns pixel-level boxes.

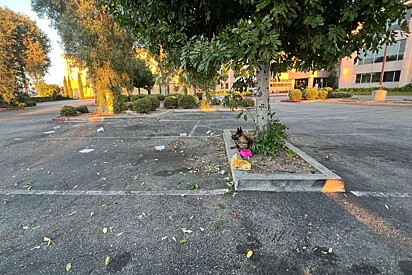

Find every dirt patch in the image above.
[247,149,319,174]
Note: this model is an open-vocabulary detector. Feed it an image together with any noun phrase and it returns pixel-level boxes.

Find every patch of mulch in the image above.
[245,149,319,174]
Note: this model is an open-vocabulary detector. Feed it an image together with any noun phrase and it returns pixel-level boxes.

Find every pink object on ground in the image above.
[239,149,253,158]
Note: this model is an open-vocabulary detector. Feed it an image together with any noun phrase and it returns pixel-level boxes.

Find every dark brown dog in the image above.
[231,127,250,150]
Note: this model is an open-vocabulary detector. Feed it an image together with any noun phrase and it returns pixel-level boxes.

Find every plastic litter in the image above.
[53,126,61,130]
[230,154,251,171]
[43,131,55,134]
[180,133,187,137]
[79,149,95,153]
[155,145,165,151]
[97,127,104,132]
[239,149,253,158]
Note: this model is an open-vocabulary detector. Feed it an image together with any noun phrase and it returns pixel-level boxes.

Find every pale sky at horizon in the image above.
[1,0,64,85]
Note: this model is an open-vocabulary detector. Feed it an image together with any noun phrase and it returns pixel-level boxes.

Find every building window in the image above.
[225,83,229,90]
[358,39,406,65]
[313,77,326,88]
[355,71,401,83]
[295,78,308,89]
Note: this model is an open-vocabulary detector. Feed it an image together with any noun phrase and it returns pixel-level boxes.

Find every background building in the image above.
[61,55,94,99]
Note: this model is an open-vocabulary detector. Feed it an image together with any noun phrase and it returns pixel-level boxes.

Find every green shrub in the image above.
[288,89,302,101]
[318,88,329,99]
[304,88,318,100]
[123,102,134,110]
[133,97,152,113]
[164,96,178,108]
[75,105,89,113]
[156,94,166,101]
[329,92,352,98]
[241,98,255,107]
[60,105,77,116]
[147,96,160,111]
[250,113,288,156]
[131,94,146,101]
[211,97,221,105]
[24,101,37,107]
[178,95,196,109]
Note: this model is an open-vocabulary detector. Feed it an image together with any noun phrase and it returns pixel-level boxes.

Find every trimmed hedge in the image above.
[131,94,146,101]
[317,88,329,99]
[147,96,160,111]
[76,105,89,113]
[164,96,178,108]
[31,95,70,102]
[133,97,152,113]
[305,88,318,100]
[289,89,302,101]
[60,105,77,116]
[211,97,221,105]
[329,92,352,98]
[334,85,412,94]
[241,98,255,107]
[178,95,196,109]
[156,94,166,101]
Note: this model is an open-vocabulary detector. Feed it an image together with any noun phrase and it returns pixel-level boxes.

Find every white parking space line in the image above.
[188,120,201,137]
[39,135,215,141]
[0,189,230,197]
[351,191,411,198]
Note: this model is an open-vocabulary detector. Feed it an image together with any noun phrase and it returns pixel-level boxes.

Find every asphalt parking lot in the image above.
[0,99,411,274]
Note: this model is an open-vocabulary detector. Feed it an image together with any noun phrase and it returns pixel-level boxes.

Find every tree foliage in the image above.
[35,82,61,97]
[0,7,50,103]
[32,0,154,113]
[106,0,407,128]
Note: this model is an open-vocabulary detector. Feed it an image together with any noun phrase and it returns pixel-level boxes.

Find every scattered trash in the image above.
[180,133,187,137]
[103,228,108,234]
[181,228,193,234]
[155,145,165,151]
[179,239,188,244]
[206,130,212,134]
[239,149,253,158]
[79,149,95,153]
[3,199,9,205]
[246,250,253,258]
[23,183,32,190]
[22,226,30,230]
[385,204,389,210]
[230,154,251,171]
[43,131,55,134]
[199,227,205,232]
[218,170,225,175]
[12,138,22,141]
[30,245,41,250]
[137,213,147,219]
[72,185,78,190]
[117,232,123,237]
[90,212,95,217]
[53,126,61,130]
[328,248,333,254]
[66,263,72,272]
[97,127,104,133]
[68,211,77,216]
[161,236,168,240]
[231,212,238,217]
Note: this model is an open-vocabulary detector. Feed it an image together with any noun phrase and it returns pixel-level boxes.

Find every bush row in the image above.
[60,105,90,116]
[289,87,351,101]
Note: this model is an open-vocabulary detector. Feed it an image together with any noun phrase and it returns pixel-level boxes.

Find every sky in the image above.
[1,0,64,85]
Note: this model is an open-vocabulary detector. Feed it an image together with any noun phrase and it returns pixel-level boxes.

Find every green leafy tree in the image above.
[32,0,138,114]
[106,0,407,131]
[35,82,60,97]
[130,59,155,94]
[0,7,50,103]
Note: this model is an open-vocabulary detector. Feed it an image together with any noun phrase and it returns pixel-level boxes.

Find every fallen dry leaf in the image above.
[105,256,110,266]
[103,228,108,234]
[22,226,29,230]
[43,236,53,246]
[66,263,72,272]
[246,250,253,258]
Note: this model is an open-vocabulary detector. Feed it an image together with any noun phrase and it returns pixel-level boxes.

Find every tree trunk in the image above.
[138,87,141,94]
[255,62,271,133]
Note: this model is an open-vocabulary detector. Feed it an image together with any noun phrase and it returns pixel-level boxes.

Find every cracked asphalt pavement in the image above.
[0,99,411,274]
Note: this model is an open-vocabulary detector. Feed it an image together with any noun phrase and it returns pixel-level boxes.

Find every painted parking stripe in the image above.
[0,189,230,197]
[188,120,201,137]
[351,191,410,198]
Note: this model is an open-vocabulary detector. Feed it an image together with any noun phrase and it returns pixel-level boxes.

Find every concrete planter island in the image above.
[223,130,345,193]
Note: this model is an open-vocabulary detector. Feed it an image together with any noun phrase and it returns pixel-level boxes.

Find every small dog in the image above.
[231,127,251,150]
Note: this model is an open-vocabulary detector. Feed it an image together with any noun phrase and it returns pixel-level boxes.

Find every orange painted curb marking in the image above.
[322,179,345,193]
[88,117,105,122]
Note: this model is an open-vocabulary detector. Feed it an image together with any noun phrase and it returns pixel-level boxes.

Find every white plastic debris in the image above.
[13,138,22,141]
[79,149,95,153]
[219,170,226,175]
[43,131,55,134]
[155,145,165,151]
[97,127,104,133]
[180,133,187,137]
[53,126,61,130]
[206,130,212,134]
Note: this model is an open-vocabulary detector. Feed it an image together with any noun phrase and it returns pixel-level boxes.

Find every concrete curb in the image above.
[223,129,345,193]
